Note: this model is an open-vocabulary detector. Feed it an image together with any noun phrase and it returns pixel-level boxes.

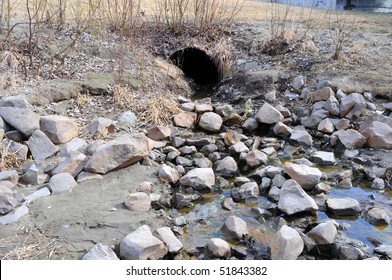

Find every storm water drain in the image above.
[170,47,220,86]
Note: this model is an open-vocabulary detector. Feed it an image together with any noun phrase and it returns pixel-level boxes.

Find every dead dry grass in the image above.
[0,227,66,260]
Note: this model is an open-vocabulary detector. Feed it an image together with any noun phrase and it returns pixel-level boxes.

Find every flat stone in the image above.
[82,243,119,260]
[366,207,390,226]
[221,215,248,241]
[307,221,338,245]
[327,197,361,216]
[206,238,231,259]
[40,115,78,144]
[24,187,51,204]
[77,172,103,183]
[156,227,183,253]
[198,112,223,132]
[278,179,318,215]
[214,156,238,178]
[374,245,392,258]
[173,112,197,128]
[84,133,151,174]
[0,95,32,108]
[310,151,336,166]
[179,168,215,192]
[158,164,180,184]
[256,103,284,124]
[0,107,40,137]
[147,126,171,141]
[269,225,304,260]
[0,170,19,185]
[52,152,88,178]
[125,192,151,212]
[48,173,77,194]
[87,117,116,137]
[119,225,168,260]
[284,162,322,190]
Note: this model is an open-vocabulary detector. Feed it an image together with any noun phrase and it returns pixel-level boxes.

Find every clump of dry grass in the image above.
[1,227,66,260]
[0,141,26,171]
[111,83,181,126]
[0,51,25,90]
[212,38,233,80]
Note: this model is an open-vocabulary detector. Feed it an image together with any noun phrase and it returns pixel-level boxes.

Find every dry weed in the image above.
[0,141,26,171]
[212,38,233,80]
[0,50,25,90]
[1,227,66,260]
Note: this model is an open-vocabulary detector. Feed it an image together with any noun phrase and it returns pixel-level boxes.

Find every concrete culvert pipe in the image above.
[170,47,220,86]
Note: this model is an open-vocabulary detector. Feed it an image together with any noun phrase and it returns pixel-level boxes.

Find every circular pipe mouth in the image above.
[170,47,220,86]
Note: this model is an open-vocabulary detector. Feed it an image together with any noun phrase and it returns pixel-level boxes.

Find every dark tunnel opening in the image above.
[170,47,220,86]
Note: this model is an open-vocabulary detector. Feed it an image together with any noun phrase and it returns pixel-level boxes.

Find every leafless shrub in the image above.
[329,10,356,60]
[0,50,25,90]
[212,38,233,80]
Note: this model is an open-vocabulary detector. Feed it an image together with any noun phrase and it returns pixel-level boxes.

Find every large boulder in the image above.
[269,225,304,260]
[0,107,40,137]
[179,168,215,192]
[335,129,367,149]
[119,225,168,260]
[84,133,151,174]
[284,162,322,190]
[278,179,318,215]
[40,115,78,144]
[256,103,284,124]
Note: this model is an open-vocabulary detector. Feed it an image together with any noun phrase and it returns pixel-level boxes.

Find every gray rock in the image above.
[324,96,340,116]
[307,221,338,245]
[310,151,336,166]
[327,197,361,216]
[340,93,367,118]
[360,121,392,149]
[273,122,293,136]
[229,142,249,154]
[284,162,322,190]
[332,234,371,260]
[264,90,276,103]
[181,102,195,112]
[125,192,151,211]
[0,95,32,108]
[178,146,197,155]
[333,118,350,130]
[246,150,268,168]
[156,227,183,253]
[40,115,78,144]
[24,187,51,204]
[366,207,390,226]
[335,129,366,149]
[48,173,77,194]
[231,182,260,202]
[268,186,281,202]
[193,157,212,168]
[198,112,223,132]
[215,104,235,118]
[290,126,313,146]
[0,204,29,225]
[179,168,215,192]
[52,152,88,178]
[147,125,171,141]
[77,172,103,183]
[223,130,241,146]
[271,174,286,188]
[117,111,137,127]
[137,181,154,193]
[269,225,304,260]
[318,118,335,133]
[119,225,168,260]
[374,245,392,258]
[82,243,119,260]
[315,182,331,194]
[59,137,88,157]
[214,156,238,178]
[242,117,258,131]
[87,117,116,137]
[206,238,231,258]
[0,170,19,185]
[371,178,385,190]
[310,87,335,102]
[27,130,59,160]
[222,215,248,241]
[0,107,40,137]
[84,133,151,174]
[0,185,18,215]
[176,156,193,167]
[278,179,318,215]
[222,197,237,210]
[256,103,284,124]
[158,164,180,184]
[291,75,305,91]
[173,112,196,128]
[22,163,49,185]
